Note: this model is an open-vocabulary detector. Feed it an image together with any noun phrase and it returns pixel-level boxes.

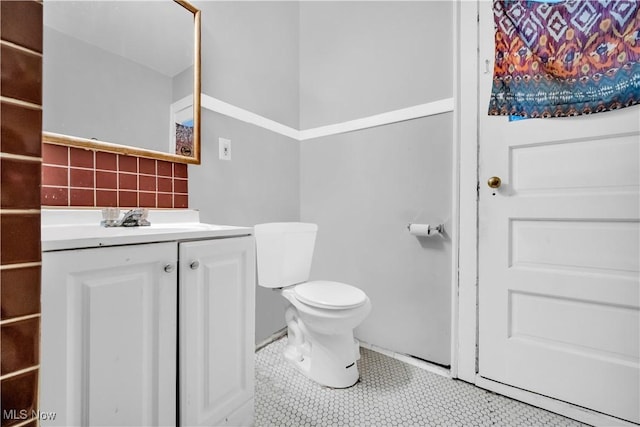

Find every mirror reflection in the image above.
[43,0,200,163]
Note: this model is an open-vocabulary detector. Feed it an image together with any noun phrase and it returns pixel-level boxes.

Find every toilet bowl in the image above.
[255,223,372,388]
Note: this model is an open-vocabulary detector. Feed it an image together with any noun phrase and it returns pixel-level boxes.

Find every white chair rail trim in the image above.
[200,93,455,142]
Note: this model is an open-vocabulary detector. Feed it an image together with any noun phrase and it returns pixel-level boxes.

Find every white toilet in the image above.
[254,222,371,388]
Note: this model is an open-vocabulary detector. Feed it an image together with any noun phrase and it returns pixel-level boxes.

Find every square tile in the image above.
[118,155,137,173]
[139,158,156,175]
[0,44,42,105]
[139,174,156,192]
[96,151,117,171]
[42,165,67,187]
[0,214,40,265]
[139,192,156,208]
[69,147,94,169]
[1,318,39,375]
[174,163,188,179]
[0,1,43,53]
[173,178,188,194]
[0,266,41,320]
[96,190,117,207]
[0,102,42,158]
[118,173,137,191]
[42,144,68,166]
[157,177,172,193]
[157,193,172,208]
[174,194,188,208]
[69,168,94,188]
[1,370,38,426]
[41,186,68,207]
[157,160,172,177]
[69,188,95,207]
[96,171,117,189]
[1,158,40,209]
[119,191,137,207]
[69,189,94,206]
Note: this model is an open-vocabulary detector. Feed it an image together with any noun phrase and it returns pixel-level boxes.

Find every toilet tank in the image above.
[254,222,318,288]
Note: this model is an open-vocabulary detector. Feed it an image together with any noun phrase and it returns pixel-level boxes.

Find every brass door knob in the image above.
[487,176,502,189]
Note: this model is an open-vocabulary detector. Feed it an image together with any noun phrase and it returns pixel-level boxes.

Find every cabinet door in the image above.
[41,242,177,427]
[180,237,255,427]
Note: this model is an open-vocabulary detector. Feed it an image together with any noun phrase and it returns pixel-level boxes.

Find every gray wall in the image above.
[300,114,453,364]
[190,1,300,343]
[299,1,454,364]
[299,1,452,128]
[172,66,194,103]
[43,27,171,152]
[197,1,300,129]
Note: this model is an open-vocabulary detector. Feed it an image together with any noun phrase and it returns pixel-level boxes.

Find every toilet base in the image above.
[284,310,362,388]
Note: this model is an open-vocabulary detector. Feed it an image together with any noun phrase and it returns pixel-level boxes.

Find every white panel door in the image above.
[478,1,640,423]
[180,237,255,427]
[41,242,177,427]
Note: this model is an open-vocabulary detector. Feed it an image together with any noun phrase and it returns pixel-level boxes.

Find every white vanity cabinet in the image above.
[40,210,255,427]
[179,237,255,427]
[41,242,179,426]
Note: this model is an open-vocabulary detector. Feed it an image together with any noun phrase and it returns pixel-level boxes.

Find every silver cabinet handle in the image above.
[190,260,200,270]
[164,264,175,273]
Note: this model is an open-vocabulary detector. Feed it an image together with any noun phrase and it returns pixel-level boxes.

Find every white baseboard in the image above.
[255,327,287,352]
[475,376,638,427]
[358,340,451,379]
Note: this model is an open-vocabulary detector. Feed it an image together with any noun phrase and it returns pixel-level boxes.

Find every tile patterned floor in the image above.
[255,337,588,427]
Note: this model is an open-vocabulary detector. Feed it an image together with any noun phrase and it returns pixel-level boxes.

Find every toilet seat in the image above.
[293,281,367,310]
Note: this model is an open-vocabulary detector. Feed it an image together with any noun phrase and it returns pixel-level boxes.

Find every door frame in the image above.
[452,0,479,384]
[453,2,637,426]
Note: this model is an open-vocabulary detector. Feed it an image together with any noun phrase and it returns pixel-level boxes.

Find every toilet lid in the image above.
[294,281,367,310]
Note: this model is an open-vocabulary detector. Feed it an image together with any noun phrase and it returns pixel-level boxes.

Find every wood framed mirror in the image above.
[42,0,201,165]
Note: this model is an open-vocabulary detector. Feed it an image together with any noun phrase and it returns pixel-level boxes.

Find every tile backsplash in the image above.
[42,143,189,208]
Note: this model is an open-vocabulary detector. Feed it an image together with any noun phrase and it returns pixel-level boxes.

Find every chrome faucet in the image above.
[119,208,150,227]
[101,208,150,227]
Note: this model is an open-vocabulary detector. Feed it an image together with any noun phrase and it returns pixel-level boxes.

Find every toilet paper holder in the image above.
[406,223,444,236]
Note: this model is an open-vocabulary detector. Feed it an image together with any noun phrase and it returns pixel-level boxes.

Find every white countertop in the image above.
[42,209,253,252]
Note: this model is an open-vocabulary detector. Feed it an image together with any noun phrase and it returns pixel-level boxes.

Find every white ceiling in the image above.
[43,0,194,77]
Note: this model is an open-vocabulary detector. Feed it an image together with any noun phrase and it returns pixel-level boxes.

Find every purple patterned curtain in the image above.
[489,0,640,118]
